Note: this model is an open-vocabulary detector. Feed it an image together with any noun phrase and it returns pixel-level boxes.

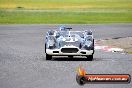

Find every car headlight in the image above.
[86,41,92,47]
[83,41,93,50]
[48,40,56,49]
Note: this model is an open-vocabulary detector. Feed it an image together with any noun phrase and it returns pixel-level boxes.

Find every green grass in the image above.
[0,0,132,24]
[0,10,132,24]
[128,52,132,54]
[0,0,132,9]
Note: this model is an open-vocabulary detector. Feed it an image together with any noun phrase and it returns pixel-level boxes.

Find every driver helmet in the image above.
[59,25,66,31]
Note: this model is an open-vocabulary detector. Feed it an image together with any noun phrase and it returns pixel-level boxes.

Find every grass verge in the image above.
[0,9,132,24]
[128,52,132,54]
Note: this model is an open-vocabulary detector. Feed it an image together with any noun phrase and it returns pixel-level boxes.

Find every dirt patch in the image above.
[98,37,132,54]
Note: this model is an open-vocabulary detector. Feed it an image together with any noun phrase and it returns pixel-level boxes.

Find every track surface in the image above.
[0,24,132,88]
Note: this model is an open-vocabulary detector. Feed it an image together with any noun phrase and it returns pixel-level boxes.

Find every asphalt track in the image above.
[0,24,132,88]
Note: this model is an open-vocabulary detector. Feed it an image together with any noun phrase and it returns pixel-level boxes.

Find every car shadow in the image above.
[51,56,93,61]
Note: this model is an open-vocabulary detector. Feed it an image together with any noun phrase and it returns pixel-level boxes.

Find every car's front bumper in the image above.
[46,48,94,56]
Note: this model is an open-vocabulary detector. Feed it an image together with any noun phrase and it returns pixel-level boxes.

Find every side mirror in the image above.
[48,30,54,35]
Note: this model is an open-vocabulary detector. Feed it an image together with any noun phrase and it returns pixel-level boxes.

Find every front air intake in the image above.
[61,48,78,53]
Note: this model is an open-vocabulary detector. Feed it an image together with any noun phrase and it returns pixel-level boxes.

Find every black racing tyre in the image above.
[46,53,52,60]
[93,39,95,54]
[45,44,46,53]
[86,54,93,61]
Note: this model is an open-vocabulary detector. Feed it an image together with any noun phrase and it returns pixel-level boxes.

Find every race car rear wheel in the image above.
[86,55,93,61]
[46,53,52,60]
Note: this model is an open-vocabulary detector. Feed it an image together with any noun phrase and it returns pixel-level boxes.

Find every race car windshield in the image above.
[71,32,84,38]
[71,35,75,37]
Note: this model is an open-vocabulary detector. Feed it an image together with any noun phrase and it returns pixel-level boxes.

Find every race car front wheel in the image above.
[46,53,52,60]
[86,55,93,61]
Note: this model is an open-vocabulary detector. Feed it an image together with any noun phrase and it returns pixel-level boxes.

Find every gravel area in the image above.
[98,37,132,54]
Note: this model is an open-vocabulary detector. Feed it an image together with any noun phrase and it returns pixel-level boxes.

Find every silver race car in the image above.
[45,26,94,61]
